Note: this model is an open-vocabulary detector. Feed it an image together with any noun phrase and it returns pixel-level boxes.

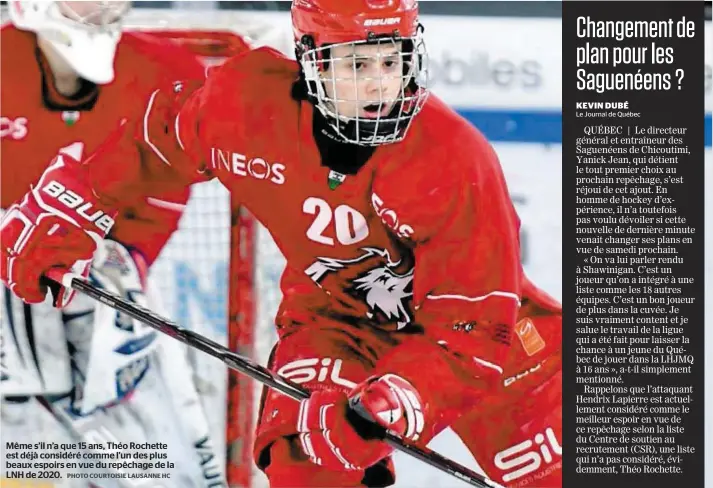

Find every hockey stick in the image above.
[47,270,504,488]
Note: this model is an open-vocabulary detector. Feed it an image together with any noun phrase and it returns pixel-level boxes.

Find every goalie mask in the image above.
[292,0,430,146]
[9,1,130,84]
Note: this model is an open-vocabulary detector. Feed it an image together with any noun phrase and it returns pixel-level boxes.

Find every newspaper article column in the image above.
[563,2,705,487]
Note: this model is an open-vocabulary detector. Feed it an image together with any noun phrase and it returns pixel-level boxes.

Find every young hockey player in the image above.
[1,1,229,485]
[0,0,562,486]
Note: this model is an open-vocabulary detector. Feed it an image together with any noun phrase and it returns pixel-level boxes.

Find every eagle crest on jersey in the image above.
[305,247,414,328]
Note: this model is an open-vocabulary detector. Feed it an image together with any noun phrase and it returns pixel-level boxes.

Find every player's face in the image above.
[322,41,405,120]
[57,1,129,27]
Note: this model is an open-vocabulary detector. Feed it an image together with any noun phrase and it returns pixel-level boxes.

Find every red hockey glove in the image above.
[295,374,424,471]
[0,143,117,307]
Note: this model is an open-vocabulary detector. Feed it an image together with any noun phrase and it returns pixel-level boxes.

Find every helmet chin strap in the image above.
[314,110,348,144]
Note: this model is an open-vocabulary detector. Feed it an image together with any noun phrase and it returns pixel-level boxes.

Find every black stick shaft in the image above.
[55,273,502,488]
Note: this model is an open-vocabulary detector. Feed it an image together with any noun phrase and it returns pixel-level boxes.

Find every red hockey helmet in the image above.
[292,0,430,146]
[292,0,421,46]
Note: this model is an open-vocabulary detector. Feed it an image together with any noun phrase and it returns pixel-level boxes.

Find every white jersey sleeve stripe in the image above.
[143,89,171,166]
[426,290,521,307]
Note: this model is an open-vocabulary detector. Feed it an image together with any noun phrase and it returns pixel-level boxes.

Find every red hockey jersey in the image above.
[0,25,206,264]
[86,47,531,377]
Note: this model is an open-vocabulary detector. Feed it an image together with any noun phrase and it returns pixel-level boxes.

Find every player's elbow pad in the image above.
[86,82,205,207]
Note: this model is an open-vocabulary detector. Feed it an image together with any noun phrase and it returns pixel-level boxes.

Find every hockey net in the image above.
[124,8,293,488]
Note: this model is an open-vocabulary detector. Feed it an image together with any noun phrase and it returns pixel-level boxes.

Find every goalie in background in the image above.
[0,0,562,487]
[0,2,228,486]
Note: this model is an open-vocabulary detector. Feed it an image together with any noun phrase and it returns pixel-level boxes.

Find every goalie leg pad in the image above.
[1,288,72,396]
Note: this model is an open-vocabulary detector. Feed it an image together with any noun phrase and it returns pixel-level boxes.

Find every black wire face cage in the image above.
[298,27,430,146]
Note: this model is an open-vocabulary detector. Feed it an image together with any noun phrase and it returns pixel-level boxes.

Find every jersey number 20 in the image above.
[303,197,369,246]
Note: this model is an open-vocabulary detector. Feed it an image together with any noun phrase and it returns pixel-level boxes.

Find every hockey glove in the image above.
[296,374,423,471]
[0,143,117,306]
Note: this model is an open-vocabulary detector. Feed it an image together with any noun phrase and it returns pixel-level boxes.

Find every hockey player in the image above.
[1,1,228,485]
[0,0,562,487]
